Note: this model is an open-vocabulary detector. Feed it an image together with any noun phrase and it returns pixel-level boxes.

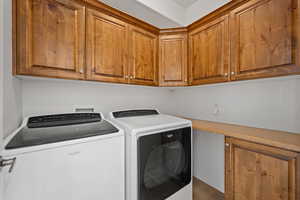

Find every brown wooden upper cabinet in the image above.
[13,0,300,87]
[128,26,158,86]
[189,15,230,85]
[230,0,300,80]
[15,0,86,80]
[159,32,188,86]
[225,137,300,200]
[86,8,129,84]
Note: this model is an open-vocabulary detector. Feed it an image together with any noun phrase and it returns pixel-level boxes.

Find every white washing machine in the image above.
[109,109,192,200]
[0,113,125,200]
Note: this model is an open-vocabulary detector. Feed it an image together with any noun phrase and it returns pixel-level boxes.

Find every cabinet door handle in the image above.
[225,143,230,147]
[224,73,228,77]
[79,69,84,74]
[231,72,235,75]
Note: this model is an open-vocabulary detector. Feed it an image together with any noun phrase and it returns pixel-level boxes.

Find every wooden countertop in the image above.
[188,119,300,152]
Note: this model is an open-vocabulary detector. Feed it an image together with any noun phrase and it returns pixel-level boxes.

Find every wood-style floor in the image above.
[193,177,224,200]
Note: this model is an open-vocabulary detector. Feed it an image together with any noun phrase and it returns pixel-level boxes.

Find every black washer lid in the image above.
[112,109,159,118]
[5,113,119,150]
[27,113,102,128]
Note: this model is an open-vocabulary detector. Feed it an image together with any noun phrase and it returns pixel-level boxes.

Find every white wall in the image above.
[3,0,23,138]
[168,76,300,133]
[167,76,300,192]
[0,0,5,196]
[193,131,224,192]
[21,78,172,118]
[186,0,230,25]
[0,0,4,146]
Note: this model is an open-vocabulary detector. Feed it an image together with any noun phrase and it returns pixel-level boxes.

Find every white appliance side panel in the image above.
[3,136,125,200]
[193,130,224,192]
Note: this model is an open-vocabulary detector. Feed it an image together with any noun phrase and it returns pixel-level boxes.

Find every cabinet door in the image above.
[86,9,129,84]
[159,33,188,86]
[230,0,300,80]
[189,15,230,85]
[16,0,85,80]
[225,137,300,200]
[129,26,158,86]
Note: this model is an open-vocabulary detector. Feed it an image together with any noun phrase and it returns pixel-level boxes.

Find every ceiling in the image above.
[98,0,181,28]
[172,0,198,8]
[98,0,230,28]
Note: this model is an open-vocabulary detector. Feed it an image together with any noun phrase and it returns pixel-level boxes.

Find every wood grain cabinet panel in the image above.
[159,33,188,86]
[189,15,230,85]
[129,26,158,86]
[225,137,300,200]
[16,0,86,79]
[86,9,129,83]
[230,0,300,80]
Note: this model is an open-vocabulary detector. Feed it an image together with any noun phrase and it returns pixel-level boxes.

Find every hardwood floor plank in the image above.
[193,177,224,200]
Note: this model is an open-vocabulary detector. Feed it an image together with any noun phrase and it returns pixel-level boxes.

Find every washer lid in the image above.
[5,113,119,150]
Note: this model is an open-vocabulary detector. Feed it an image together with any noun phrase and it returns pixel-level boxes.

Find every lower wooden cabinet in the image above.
[225,137,300,200]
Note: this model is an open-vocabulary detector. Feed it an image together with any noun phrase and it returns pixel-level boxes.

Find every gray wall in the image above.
[0,0,5,147]
[169,76,300,133]
[3,0,22,138]
[21,78,172,118]
[0,0,5,196]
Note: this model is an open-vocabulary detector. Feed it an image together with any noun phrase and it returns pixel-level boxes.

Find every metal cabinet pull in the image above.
[0,156,16,173]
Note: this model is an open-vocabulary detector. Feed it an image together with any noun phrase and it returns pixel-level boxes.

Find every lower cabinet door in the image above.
[225,137,300,200]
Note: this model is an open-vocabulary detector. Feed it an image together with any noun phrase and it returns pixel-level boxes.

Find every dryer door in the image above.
[138,127,191,200]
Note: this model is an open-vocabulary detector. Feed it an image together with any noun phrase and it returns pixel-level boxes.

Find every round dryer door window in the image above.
[138,127,191,200]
